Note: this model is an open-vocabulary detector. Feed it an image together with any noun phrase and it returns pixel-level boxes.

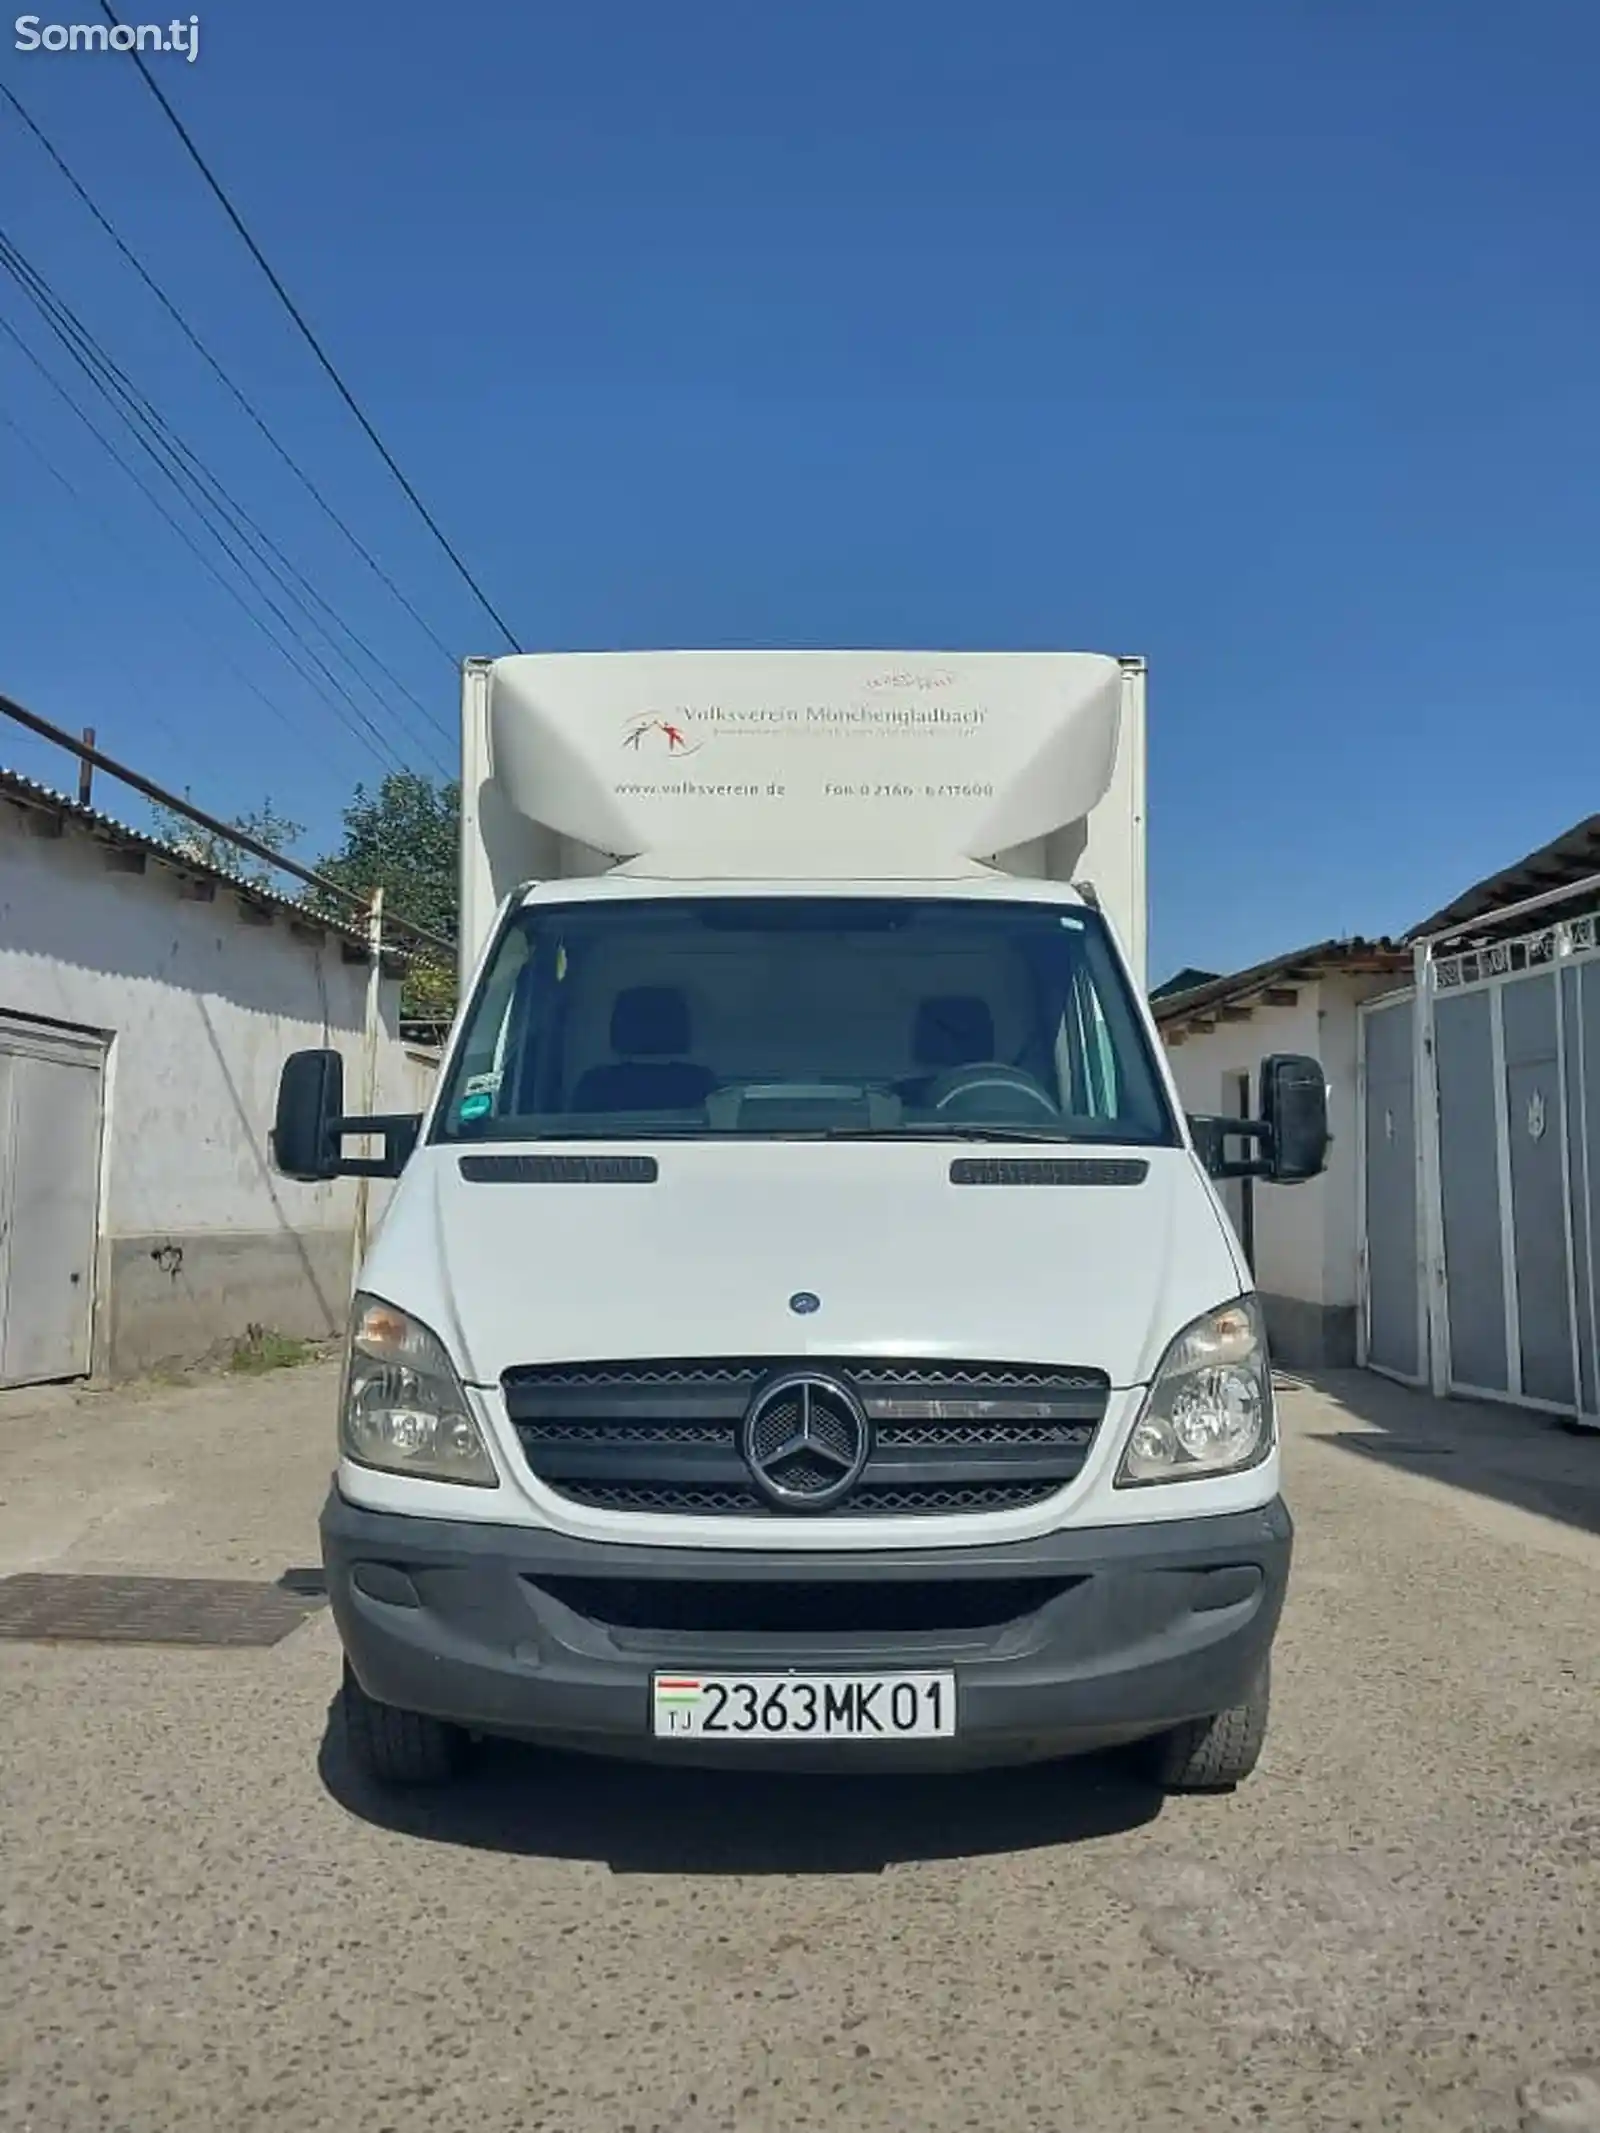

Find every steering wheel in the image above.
[929,1063,1060,1120]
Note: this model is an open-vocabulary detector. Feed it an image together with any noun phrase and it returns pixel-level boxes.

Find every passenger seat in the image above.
[571,987,716,1113]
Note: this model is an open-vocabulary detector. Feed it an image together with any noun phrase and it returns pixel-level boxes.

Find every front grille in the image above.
[502,1357,1109,1519]
[529,1576,1080,1636]
[546,1479,1065,1518]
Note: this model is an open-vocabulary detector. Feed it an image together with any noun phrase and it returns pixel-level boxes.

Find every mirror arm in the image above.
[1187,1112,1279,1181]
[327,1112,422,1179]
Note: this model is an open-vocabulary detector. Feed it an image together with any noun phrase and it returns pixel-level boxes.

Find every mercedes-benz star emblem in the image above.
[740,1372,871,1512]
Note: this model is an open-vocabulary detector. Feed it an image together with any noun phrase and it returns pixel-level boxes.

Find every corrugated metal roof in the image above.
[1407,812,1600,941]
[1151,937,1408,1030]
[1149,965,1222,1003]
[0,764,393,962]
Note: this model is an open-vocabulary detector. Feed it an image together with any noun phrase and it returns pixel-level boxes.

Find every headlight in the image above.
[341,1294,498,1488]
[1116,1296,1274,1487]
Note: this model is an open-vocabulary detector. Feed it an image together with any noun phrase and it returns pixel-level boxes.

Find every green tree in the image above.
[147,795,305,891]
[315,771,460,1021]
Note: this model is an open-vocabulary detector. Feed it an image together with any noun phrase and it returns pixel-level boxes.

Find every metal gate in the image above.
[1417,915,1600,1426]
[1358,991,1425,1384]
[1562,954,1600,1426]
[0,1016,106,1387]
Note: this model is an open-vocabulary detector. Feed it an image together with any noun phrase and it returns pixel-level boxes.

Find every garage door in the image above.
[0,1018,106,1387]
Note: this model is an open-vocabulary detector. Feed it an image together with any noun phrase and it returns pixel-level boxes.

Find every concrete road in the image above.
[1,1362,1597,2133]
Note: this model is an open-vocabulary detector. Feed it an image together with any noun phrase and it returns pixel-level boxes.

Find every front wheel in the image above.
[1140,1662,1271,1792]
[340,1662,473,1787]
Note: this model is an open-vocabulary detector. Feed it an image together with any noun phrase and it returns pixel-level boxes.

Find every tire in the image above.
[340,1661,472,1787]
[1142,1662,1271,1792]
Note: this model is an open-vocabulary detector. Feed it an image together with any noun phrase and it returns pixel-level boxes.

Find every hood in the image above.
[360,1141,1244,1391]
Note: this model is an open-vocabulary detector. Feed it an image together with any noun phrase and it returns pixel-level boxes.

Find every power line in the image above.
[0,307,406,778]
[98,0,523,655]
[0,77,462,670]
[0,400,360,782]
[0,276,409,781]
[0,688,456,955]
[0,232,404,767]
[0,241,460,779]
[0,224,452,770]
[0,407,228,776]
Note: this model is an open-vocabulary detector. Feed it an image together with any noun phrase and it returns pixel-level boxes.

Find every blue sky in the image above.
[1,0,1595,980]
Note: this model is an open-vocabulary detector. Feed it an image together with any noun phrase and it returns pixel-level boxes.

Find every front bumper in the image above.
[322,1492,1292,1771]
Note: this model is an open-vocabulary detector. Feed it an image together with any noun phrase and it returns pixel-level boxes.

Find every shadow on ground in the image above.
[318,1701,1164,1872]
[276,1566,327,1598]
[1298,1368,1600,1541]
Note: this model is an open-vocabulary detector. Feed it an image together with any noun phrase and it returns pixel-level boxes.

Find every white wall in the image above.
[0,803,419,1372]
[1160,972,1396,1364]
[399,1045,444,1116]
[1164,989,1329,1298]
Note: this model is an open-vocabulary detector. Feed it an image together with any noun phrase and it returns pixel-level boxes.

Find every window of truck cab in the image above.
[432,895,1179,1146]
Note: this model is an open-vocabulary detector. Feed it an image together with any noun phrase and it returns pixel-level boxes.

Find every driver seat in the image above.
[901,995,995,1107]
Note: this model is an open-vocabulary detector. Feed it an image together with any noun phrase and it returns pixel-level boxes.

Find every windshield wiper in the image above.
[454,1124,1084,1145]
[814,1125,1078,1143]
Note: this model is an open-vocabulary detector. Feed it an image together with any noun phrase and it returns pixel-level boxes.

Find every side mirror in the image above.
[1259,1053,1329,1184]
[1186,1115,1227,1177]
[272,1049,344,1181]
[271,1049,422,1182]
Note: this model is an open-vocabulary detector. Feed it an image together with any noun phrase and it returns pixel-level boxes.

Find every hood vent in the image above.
[459,1154,659,1184]
[949,1157,1149,1187]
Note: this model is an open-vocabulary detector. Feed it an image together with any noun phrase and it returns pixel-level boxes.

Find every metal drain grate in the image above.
[0,1574,325,1648]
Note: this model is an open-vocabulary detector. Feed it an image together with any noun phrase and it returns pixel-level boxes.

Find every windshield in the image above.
[432,896,1177,1146]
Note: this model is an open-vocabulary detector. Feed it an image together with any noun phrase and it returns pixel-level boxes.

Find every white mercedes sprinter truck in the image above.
[272,652,1328,1789]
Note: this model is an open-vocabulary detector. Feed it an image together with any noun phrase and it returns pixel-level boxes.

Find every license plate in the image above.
[651,1672,956,1741]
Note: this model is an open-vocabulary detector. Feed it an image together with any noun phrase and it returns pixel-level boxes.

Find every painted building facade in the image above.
[0,770,432,1383]
[1155,945,1407,1369]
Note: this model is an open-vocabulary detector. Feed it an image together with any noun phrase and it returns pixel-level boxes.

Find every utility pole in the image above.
[350,886,385,1294]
